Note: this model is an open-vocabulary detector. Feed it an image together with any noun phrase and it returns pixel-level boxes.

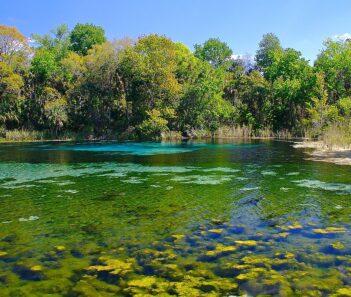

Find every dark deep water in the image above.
[1,139,351,296]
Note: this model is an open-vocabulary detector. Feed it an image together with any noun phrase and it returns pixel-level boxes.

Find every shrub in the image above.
[136,109,169,139]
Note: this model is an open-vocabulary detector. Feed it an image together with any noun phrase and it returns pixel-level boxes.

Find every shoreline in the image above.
[0,136,303,145]
[2,137,351,165]
[293,141,351,165]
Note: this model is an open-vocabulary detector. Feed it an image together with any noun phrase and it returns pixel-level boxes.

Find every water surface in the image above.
[1,140,351,296]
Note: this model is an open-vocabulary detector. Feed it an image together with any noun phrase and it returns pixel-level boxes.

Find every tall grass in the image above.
[1,126,296,143]
[160,130,182,140]
[3,129,46,142]
[215,125,292,139]
[320,122,351,148]
[0,129,87,142]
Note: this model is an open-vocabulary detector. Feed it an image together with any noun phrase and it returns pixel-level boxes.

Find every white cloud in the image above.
[231,53,254,62]
[332,33,351,42]
[230,53,255,71]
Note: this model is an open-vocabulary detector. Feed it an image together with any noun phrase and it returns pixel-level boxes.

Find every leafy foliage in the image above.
[0,23,350,139]
[70,23,106,55]
[194,38,233,69]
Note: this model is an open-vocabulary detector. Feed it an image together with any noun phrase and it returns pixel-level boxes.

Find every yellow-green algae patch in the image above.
[333,287,351,297]
[87,256,135,276]
[313,227,347,234]
[208,228,224,234]
[331,242,345,250]
[54,245,66,252]
[272,232,289,239]
[234,240,258,246]
[205,244,236,257]
[287,222,303,230]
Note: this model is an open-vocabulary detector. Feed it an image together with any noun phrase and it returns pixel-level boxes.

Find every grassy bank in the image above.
[0,130,87,143]
[301,122,351,149]
[0,126,297,143]
[319,123,351,148]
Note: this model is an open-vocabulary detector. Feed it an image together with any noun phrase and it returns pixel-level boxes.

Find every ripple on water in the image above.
[286,172,300,176]
[240,186,260,191]
[294,179,351,194]
[261,170,277,176]
[0,163,240,188]
[170,175,233,185]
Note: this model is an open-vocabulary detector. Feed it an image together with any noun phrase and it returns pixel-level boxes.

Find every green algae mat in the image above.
[1,139,351,296]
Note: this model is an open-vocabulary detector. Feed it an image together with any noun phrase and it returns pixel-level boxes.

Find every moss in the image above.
[210,218,225,225]
[234,240,258,246]
[272,232,289,239]
[334,287,351,297]
[72,282,100,297]
[241,255,271,267]
[205,244,236,258]
[197,278,237,294]
[170,275,231,297]
[304,253,336,267]
[236,270,261,281]
[151,262,184,281]
[170,234,185,242]
[87,257,135,276]
[14,261,46,281]
[332,242,345,250]
[30,265,43,272]
[287,223,303,230]
[0,251,8,257]
[75,275,120,295]
[208,228,223,234]
[54,245,66,252]
[275,252,295,259]
[293,269,343,293]
[139,249,177,263]
[173,282,202,297]
[3,278,73,296]
[312,227,347,234]
[128,276,158,288]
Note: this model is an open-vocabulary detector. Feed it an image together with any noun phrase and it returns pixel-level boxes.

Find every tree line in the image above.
[1,23,351,139]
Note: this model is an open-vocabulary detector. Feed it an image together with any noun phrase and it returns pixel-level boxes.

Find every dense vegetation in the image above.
[1,23,351,141]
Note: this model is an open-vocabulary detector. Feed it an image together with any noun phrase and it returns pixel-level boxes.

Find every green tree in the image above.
[118,34,181,127]
[0,24,29,69]
[30,24,71,85]
[304,73,339,136]
[70,23,106,55]
[0,26,28,129]
[315,38,351,102]
[0,62,24,128]
[136,109,169,139]
[338,97,351,119]
[194,38,233,69]
[26,25,72,129]
[255,33,282,74]
[178,59,235,133]
[41,87,68,134]
[237,70,271,130]
[68,42,122,133]
[262,46,317,131]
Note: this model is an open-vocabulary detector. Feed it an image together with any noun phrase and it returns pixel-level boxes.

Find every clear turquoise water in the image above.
[0,139,351,296]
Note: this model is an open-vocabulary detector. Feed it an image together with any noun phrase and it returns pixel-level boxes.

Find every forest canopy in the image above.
[0,23,350,140]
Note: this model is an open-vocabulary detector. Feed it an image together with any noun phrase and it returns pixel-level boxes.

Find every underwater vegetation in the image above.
[1,141,351,296]
[2,219,351,296]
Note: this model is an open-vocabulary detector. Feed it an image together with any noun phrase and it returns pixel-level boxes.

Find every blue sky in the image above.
[1,0,351,62]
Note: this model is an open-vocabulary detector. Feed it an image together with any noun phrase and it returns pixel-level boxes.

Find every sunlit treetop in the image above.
[194,38,233,69]
[0,25,28,61]
[69,23,106,55]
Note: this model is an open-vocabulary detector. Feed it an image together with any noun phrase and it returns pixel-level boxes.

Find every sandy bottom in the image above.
[293,141,351,165]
